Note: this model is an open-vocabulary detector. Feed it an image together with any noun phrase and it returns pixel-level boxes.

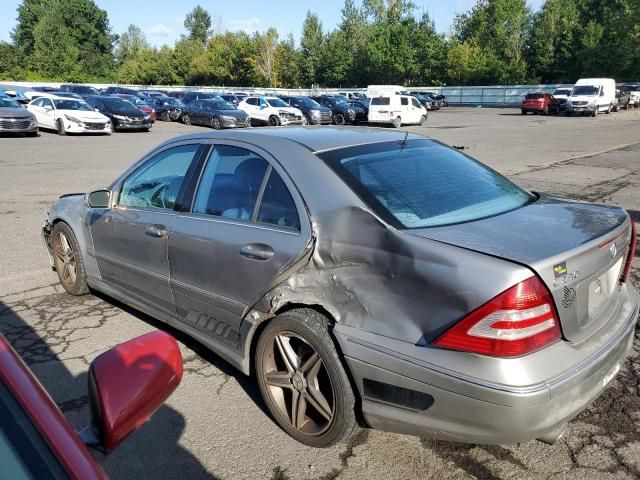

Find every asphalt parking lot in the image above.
[1,107,639,480]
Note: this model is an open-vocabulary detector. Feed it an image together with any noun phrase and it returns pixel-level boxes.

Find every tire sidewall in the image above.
[255,310,357,448]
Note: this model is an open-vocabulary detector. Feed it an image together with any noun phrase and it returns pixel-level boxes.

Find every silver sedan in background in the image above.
[0,95,38,136]
[42,127,638,448]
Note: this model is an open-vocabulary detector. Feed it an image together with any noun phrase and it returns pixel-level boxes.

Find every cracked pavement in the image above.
[0,108,638,479]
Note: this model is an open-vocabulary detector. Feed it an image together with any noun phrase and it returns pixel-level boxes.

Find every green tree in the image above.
[184,5,212,46]
[115,24,149,65]
[277,34,300,88]
[12,0,50,56]
[0,42,20,80]
[299,11,325,87]
[30,9,82,80]
[446,41,490,85]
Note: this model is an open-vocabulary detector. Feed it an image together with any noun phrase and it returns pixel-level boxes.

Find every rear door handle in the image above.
[240,243,274,261]
[145,224,167,238]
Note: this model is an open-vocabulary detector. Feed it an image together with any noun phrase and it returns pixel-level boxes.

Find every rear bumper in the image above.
[335,286,639,444]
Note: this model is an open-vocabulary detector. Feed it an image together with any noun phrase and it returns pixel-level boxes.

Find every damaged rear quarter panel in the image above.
[250,139,532,346]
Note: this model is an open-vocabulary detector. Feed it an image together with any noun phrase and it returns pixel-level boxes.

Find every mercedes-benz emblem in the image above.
[609,243,617,259]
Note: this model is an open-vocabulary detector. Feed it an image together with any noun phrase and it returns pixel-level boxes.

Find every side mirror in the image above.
[81,331,183,453]
[86,189,111,208]
[95,108,100,112]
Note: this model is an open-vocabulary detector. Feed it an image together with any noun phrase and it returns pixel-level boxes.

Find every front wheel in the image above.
[592,108,599,117]
[255,309,359,448]
[212,116,221,130]
[182,114,192,125]
[269,115,281,126]
[51,223,88,296]
[56,119,66,136]
[419,115,427,126]
[334,113,346,125]
[302,114,310,125]
[160,111,170,121]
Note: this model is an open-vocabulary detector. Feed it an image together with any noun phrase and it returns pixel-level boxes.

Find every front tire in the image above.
[334,113,346,125]
[56,119,66,136]
[51,223,88,296]
[182,114,192,125]
[160,111,170,121]
[419,115,427,126]
[268,115,281,126]
[255,309,359,448]
[302,114,310,125]
[212,116,221,130]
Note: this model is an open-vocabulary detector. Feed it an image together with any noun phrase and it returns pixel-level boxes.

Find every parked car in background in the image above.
[567,78,616,116]
[279,96,333,125]
[0,95,38,136]
[85,96,152,132]
[311,95,356,125]
[219,94,245,107]
[114,94,156,122]
[614,88,631,111]
[346,100,367,124]
[521,92,560,115]
[366,85,408,98]
[338,91,368,101]
[621,84,640,108]
[180,92,221,105]
[58,84,101,99]
[140,90,167,98]
[43,127,639,449]
[238,96,304,126]
[410,92,437,110]
[102,86,146,99]
[552,88,571,111]
[368,94,427,127]
[181,98,249,129]
[147,96,185,121]
[53,92,84,100]
[0,331,182,480]
[27,96,111,135]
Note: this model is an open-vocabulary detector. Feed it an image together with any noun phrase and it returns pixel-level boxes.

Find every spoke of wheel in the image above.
[305,359,332,420]
[67,263,77,284]
[290,390,307,430]
[53,247,66,262]
[265,370,293,388]
[274,335,299,373]
[60,233,72,254]
[300,351,320,374]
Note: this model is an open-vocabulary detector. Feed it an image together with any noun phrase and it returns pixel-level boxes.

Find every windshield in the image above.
[206,100,235,110]
[295,97,321,108]
[332,97,348,105]
[553,89,570,96]
[75,86,99,95]
[266,98,289,108]
[53,99,93,111]
[572,86,598,96]
[0,97,20,108]
[623,85,640,91]
[161,98,182,106]
[319,139,533,229]
[102,98,143,115]
[125,97,147,106]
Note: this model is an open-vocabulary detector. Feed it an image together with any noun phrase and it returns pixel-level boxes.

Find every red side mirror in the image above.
[83,331,182,453]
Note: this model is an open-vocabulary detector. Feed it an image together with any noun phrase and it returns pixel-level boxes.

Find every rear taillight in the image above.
[433,276,562,357]
[621,220,637,283]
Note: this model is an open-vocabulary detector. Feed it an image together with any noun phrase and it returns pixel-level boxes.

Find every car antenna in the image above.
[400,130,409,150]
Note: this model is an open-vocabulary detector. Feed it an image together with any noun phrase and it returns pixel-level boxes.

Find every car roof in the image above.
[159,126,425,153]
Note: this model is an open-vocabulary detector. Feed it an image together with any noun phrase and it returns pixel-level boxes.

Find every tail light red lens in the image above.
[621,220,637,283]
[433,276,562,357]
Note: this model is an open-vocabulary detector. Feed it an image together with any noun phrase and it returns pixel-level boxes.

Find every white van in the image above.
[567,78,616,116]
[367,94,427,127]
[366,85,408,98]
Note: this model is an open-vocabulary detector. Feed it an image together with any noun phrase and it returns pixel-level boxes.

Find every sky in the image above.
[0,0,545,47]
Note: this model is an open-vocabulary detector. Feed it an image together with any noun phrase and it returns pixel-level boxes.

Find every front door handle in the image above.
[145,224,167,238]
[240,243,274,261]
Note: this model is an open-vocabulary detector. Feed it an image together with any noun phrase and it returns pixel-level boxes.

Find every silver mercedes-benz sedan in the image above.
[43,127,638,448]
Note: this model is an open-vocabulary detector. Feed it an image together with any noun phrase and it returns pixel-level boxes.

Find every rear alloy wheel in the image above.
[212,116,221,130]
[256,309,358,448]
[56,119,66,136]
[334,113,346,125]
[392,116,402,128]
[182,114,192,125]
[51,223,88,296]
[419,115,427,126]
[160,111,170,121]
[269,115,281,126]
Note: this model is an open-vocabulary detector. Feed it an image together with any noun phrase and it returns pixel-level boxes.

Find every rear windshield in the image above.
[371,97,390,106]
[525,93,544,99]
[319,139,534,229]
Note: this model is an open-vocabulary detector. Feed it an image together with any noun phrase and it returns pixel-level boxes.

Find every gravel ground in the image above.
[0,107,638,480]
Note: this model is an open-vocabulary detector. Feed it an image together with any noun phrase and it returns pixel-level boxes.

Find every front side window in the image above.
[319,139,534,229]
[193,146,269,221]
[411,98,421,108]
[119,144,200,210]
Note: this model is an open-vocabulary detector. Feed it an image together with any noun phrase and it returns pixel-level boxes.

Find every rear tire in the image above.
[392,116,401,128]
[255,309,359,448]
[51,223,88,296]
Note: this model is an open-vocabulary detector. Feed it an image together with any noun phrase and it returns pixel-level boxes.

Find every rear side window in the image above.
[257,170,300,231]
[319,140,533,229]
[400,97,408,106]
[193,146,268,221]
[371,97,390,106]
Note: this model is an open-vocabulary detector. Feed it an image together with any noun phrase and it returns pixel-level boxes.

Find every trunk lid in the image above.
[410,196,632,343]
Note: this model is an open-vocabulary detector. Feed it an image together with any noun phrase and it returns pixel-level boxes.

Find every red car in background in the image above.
[0,331,182,479]
[521,92,560,115]
[114,94,157,122]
